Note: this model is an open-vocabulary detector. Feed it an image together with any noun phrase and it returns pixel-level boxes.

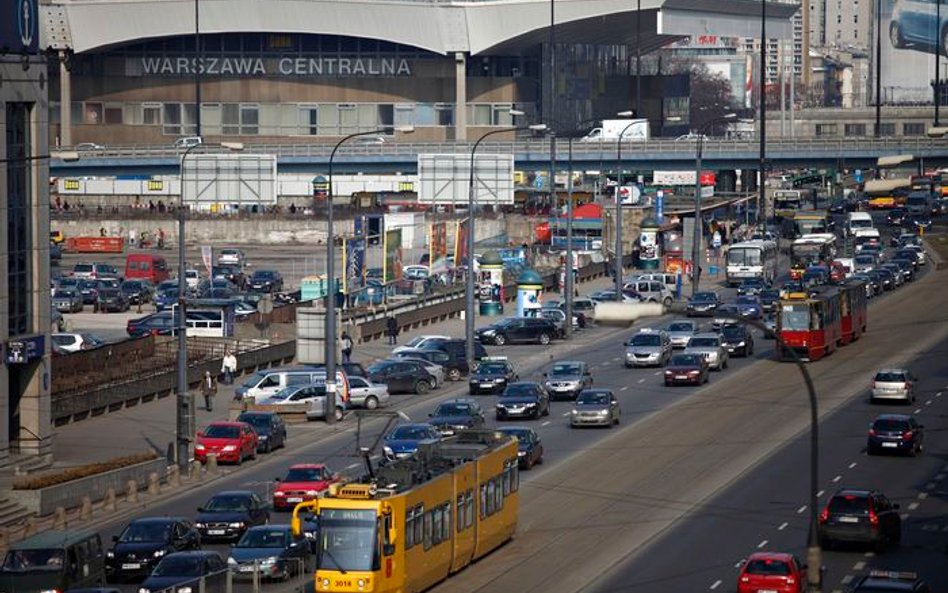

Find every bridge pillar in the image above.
[454,52,467,141]
[716,170,737,193]
[59,51,72,147]
[740,169,758,193]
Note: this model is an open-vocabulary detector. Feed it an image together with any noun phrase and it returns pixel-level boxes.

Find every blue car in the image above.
[734,295,763,320]
[126,312,174,337]
[382,423,441,459]
[153,288,180,312]
[890,0,948,55]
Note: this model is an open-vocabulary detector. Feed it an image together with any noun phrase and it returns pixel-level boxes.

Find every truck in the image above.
[579,119,649,143]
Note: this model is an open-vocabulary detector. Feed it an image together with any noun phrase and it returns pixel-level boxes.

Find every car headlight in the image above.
[483,329,496,335]
[524,403,537,407]
[138,588,151,593]
[736,341,745,347]
[493,378,505,383]
[195,522,205,528]
[229,522,244,528]
[305,490,319,496]
[274,490,286,497]
[194,444,205,450]
[222,445,237,452]
[664,370,673,375]
[598,410,610,416]
[517,450,526,456]
[261,556,279,565]
[106,551,115,558]
[153,549,166,558]
[178,587,192,593]
[258,435,268,440]
[228,557,238,565]
[570,410,578,415]
[383,446,394,457]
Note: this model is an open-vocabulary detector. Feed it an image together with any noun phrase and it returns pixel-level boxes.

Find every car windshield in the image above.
[745,559,791,575]
[389,426,434,440]
[235,529,288,549]
[873,418,910,431]
[253,271,276,279]
[237,415,270,430]
[366,363,393,374]
[317,508,378,572]
[688,338,719,348]
[759,289,780,300]
[284,467,326,482]
[120,522,172,542]
[503,384,536,397]
[73,264,93,273]
[736,296,758,305]
[53,290,76,298]
[477,362,507,375]
[670,354,702,366]
[152,555,205,576]
[875,372,907,382]
[828,495,868,515]
[692,292,716,302]
[668,322,694,332]
[434,403,472,416]
[630,334,661,346]
[499,428,533,441]
[1,549,66,572]
[722,327,744,340]
[204,494,251,512]
[203,425,240,439]
[577,392,609,405]
[780,304,811,331]
[550,363,581,375]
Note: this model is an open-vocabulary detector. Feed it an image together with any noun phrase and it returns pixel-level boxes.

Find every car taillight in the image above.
[903,431,913,440]
[869,509,879,525]
[819,507,829,523]
[868,429,876,437]
[740,576,749,583]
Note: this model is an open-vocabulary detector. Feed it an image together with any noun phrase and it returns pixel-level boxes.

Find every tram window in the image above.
[413,505,424,546]
[432,507,443,545]
[382,514,394,555]
[494,477,504,511]
[423,510,432,550]
[442,503,451,542]
[456,495,465,533]
[511,463,520,493]
[480,484,487,519]
[813,303,824,330]
[465,491,475,527]
[405,507,415,549]
[502,465,511,497]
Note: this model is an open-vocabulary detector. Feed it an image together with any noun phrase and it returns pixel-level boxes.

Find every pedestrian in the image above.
[386,317,399,345]
[341,332,354,363]
[221,350,237,385]
[99,226,107,237]
[200,371,217,411]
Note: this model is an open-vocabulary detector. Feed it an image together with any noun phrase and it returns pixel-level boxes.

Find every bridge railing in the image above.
[62,136,948,160]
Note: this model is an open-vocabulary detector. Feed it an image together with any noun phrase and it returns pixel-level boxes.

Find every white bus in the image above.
[725,240,779,286]
[169,304,236,337]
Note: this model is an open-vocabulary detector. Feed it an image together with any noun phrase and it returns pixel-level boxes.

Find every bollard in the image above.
[190,462,203,483]
[52,506,67,529]
[166,442,175,464]
[103,487,117,512]
[168,465,181,487]
[206,454,219,475]
[148,472,161,495]
[80,497,92,520]
[126,479,138,503]
[23,518,37,538]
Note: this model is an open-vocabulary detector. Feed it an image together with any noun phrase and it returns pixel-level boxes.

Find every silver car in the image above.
[666,320,698,348]
[569,389,620,428]
[870,368,916,404]
[624,329,672,367]
[543,360,593,401]
[683,333,729,371]
[346,376,390,410]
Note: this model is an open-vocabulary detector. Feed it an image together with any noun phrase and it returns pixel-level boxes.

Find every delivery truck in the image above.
[580,119,650,142]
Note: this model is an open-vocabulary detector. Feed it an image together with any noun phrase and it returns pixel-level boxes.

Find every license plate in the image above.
[287,497,303,502]
[121,563,141,570]
[759,590,777,593]
[882,442,898,448]
[239,565,256,572]
[208,529,226,535]
[675,375,688,380]
[838,516,859,523]
[481,384,494,388]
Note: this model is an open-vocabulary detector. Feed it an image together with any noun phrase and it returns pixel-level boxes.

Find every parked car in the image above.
[497,426,544,469]
[52,288,84,313]
[475,317,558,345]
[366,360,436,395]
[121,279,153,305]
[392,334,451,355]
[217,248,246,267]
[126,312,175,337]
[271,464,339,511]
[235,411,287,453]
[137,551,226,593]
[345,376,390,410]
[420,338,488,376]
[77,279,104,307]
[105,517,201,583]
[227,525,310,581]
[391,348,453,384]
[248,269,284,293]
[194,491,269,542]
[52,332,105,354]
[569,389,620,428]
[96,288,130,313]
[194,422,258,465]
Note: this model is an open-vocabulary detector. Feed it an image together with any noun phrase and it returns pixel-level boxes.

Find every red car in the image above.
[194,421,258,465]
[272,464,340,511]
[737,552,806,593]
[663,353,710,386]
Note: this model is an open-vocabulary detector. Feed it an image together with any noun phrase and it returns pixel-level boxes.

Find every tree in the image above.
[688,64,737,134]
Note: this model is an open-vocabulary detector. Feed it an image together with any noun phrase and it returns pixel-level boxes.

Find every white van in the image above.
[235,367,347,403]
[853,228,882,253]
[846,212,874,236]
[173,136,203,149]
[632,273,680,294]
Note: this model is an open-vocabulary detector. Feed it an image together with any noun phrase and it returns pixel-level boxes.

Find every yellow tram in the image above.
[291,430,520,593]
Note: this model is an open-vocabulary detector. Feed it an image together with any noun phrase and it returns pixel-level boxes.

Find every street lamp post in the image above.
[326,128,413,425]
[465,119,547,368]
[176,141,243,470]
[936,0,943,126]
[691,114,736,297]
[759,0,767,223]
[613,114,639,298]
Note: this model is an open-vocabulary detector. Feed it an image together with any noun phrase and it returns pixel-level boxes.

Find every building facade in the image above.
[1,0,53,464]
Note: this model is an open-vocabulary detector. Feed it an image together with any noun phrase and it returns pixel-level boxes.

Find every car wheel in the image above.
[235,451,243,466]
[539,333,551,345]
[447,368,462,382]
[415,380,431,395]
[333,407,344,422]
[494,334,507,346]
[364,396,379,410]
[889,21,904,48]
[662,297,672,308]
[722,358,729,370]
[249,446,257,460]
[263,441,272,454]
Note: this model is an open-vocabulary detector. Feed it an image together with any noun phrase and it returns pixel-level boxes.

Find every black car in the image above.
[819,488,901,551]
[892,249,921,269]
[106,517,201,582]
[720,325,755,357]
[866,268,892,292]
[867,414,924,456]
[236,411,287,453]
[96,288,130,313]
[138,551,227,593]
[77,279,104,306]
[495,382,550,420]
[121,280,153,305]
[850,571,930,592]
[126,312,175,337]
[227,525,311,581]
[393,348,462,381]
[885,208,907,226]
[427,398,486,436]
[212,265,246,290]
[686,291,721,317]
[737,278,768,296]
[366,360,435,394]
[421,338,488,373]
[475,317,558,346]
[305,362,368,378]
[249,269,284,293]
[195,490,270,542]
[468,359,518,395]
[497,426,544,469]
[758,288,781,314]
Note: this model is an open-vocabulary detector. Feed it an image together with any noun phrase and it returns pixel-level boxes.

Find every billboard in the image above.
[418,153,515,204]
[429,221,448,265]
[880,0,944,104]
[342,238,366,293]
[181,154,277,205]
[383,229,403,283]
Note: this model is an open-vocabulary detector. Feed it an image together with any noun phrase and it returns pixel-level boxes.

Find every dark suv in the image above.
[421,338,487,373]
[867,414,924,456]
[475,317,558,346]
[819,488,901,551]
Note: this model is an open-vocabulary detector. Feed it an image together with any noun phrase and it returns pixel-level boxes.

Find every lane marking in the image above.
[926,400,933,406]
[653,371,662,376]
[937,392,943,397]
[709,580,722,590]
[561,412,570,417]
[918,492,928,500]
[817,489,825,497]
[797,505,807,514]
[832,475,842,483]
[914,408,922,414]
[926,482,936,490]
[346,463,359,469]
[935,473,945,481]
[853,561,866,571]
[734,561,744,568]
[848,462,857,469]
[900,513,910,520]
[908,502,920,511]
[541,421,551,427]
[638,379,645,384]
[757,539,768,549]
[864,552,875,558]
[778,522,788,531]
[841,576,854,585]
[621,386,629,391]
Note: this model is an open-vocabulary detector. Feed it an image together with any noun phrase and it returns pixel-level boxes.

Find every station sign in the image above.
[0,0,39,55]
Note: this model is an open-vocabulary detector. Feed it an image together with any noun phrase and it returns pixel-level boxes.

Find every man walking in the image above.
[200,370,217,411]
[221,350,237,385]
[386,316,399,345]
[340,332,354,363]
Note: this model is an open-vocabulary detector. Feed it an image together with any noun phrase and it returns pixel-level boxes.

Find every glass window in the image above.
[492,104,514,126]
[456,495,464,532]
[844,123,865,137]
[143,104,162,126]
[493,477,503,510]
[182,103,197,136]
[163,103,181,135]
[465,491,474,527]
[422,509,432,550]
[125,103,142,125]
[470,104,491,126]
[436,104,454,126]
[442,503,451,542]
[815,123,837,137]
[6,103,32,336]
[222,104,240,135]
[241,104,259,135]
[394,104,414,127]
[903,123,925,136]
[298,105,319,136]
[432,507,443,545]
[413,505,423,544]
[502,466,511,496]
[876,123,896,136]
[202,104,221,135]
[479,484,487,519]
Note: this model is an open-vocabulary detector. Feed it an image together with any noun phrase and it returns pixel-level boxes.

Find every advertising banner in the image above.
[880,0,944,104]
[429,221,448,265]
[383,229,403,283]
[343,238,366,293]
[454,219,469,268]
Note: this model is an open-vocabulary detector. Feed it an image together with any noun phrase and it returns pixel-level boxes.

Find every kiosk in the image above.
[515,268,544,318]
[639,218,661,270]
[478,251,505,316]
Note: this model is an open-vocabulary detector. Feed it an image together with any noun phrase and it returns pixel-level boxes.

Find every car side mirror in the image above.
[428,413,433,417]
[274,477,281,482]
[112,535,119,542]
[197,507,205,513]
